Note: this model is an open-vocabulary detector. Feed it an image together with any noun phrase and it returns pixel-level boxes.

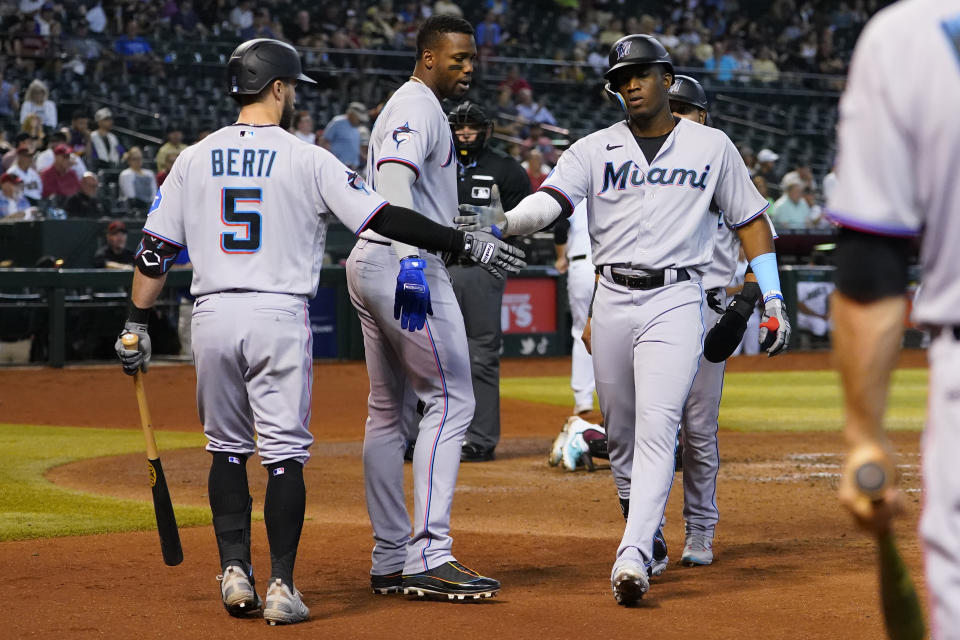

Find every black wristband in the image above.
[127,302,151,324]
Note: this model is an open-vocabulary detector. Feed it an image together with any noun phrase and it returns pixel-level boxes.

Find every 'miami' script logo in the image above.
[597,161,711,194]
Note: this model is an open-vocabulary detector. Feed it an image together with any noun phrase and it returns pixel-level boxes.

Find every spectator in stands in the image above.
[780,162,817,194]
[20,113,45,149]
[19,79,56,129]
[3,133,32,171]
[498,65,531,96]
[291,110,315,144]
[68,111,92,165]
[319,102,368,170]
[156,151,178,186]
[41,143,81,199]
[521,148,551,191]
[64,171,105,218]
[0,70,20,122]
[752,175,775,210]
[230,0,254,32]
[434,1,463,17]
[64,19,107,80]
[704,39,740,83]
[755,148,781,197]
[114,20,160,76]
[36,129,86,180]
[285,10,314,46]
[90,108,123,169]
[475,10,502,53]
[771,174,811,229]
[752,46,780,83]
[172,0,207,38]
[0,172,31,220]
[598,17,625,48]
[156,123,186,173]
[9,144,42,204]
[240,8,276,40]
[93,220,134,269]
[822,165,838,202]
[515,88,556,126]
[118,146,156,216]
[522,122,558,165]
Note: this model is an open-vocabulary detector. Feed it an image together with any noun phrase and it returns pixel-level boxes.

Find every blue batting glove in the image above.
[393,257,432,332]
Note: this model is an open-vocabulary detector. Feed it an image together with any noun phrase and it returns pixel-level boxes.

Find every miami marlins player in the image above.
[667,74,776,567]
[345,15,508,600]
[114,38,520,625]
[832,1,960,635]
[491,35,790,605]
[554,200,597,416]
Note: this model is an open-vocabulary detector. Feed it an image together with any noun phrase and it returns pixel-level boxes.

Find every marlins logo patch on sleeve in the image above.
[345,170,370,194]
[392,122,417,148]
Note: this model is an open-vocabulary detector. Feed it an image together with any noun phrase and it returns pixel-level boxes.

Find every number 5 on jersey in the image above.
[221,187,262,253]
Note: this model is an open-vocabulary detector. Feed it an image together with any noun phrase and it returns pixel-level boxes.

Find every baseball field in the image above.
[0,350,927,639]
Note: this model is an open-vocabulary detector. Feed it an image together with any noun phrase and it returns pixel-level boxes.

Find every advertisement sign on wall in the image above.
[501,278,556,334]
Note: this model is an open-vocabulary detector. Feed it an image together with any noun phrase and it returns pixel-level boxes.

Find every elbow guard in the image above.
[135,233,181,277]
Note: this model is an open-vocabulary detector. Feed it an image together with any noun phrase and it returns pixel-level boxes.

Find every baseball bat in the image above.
[122,333,183,567]
[852,455,924,640]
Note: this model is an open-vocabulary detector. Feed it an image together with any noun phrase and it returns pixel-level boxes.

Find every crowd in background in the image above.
[0,0,883,233]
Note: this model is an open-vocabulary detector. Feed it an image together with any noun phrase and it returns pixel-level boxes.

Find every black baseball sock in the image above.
[209,452,252,574]
[264,459,305,589]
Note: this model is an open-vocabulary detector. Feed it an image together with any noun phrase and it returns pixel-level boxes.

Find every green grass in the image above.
[0,424,210,542]
[500,368,928,432]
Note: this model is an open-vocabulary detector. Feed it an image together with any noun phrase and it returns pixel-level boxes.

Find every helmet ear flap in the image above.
[604,81,627,113]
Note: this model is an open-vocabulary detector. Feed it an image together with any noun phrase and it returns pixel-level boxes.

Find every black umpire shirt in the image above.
[456,146,531,213]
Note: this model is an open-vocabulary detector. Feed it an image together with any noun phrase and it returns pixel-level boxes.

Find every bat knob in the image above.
[121,333,139,349]
[856,462,888,498]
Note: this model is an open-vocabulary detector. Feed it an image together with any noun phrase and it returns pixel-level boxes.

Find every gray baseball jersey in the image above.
[361,80,458,241]
[347,80,475,576]
[543,117,769,575]
[146,125,386,297]
[827,1,960,633]
[145,123,387,465]
[541,118,769,272]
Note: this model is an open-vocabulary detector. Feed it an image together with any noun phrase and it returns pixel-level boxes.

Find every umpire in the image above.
[448,102,531,462]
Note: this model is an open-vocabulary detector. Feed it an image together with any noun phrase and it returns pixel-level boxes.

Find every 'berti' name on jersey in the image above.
[539,118,769,273]
[143,123,387,298]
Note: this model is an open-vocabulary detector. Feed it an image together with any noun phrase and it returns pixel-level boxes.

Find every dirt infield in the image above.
[0,352,927,639]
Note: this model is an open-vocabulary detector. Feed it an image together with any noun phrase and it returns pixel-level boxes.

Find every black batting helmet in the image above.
[448,101,491,162]
[226,38,316,96]
[668,74,708,111]
[604,34,674,83]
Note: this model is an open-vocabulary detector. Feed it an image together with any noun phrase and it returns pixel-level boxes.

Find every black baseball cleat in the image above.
[371,571,402,595]
[460,441,495,462]
[402,561,500,600]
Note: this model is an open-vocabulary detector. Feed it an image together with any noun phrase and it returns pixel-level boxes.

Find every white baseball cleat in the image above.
[217,565,262,617]
[611,559,650,606]
[560,416,595,471]
[548,418,574,466]
[681,534,714,566]
[263,578,309,625]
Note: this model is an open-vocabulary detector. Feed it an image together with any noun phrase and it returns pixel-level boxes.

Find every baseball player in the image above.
[667,74,775,567]
[554,200,597,416]
[492,35,790,605]
[447,101,531,462]
[831,1,960,635]
[345,16,506,600]
[114,38,521,625]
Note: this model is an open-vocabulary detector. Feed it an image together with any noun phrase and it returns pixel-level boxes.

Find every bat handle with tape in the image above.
[122,332,183,566]
[122,333,159,459]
